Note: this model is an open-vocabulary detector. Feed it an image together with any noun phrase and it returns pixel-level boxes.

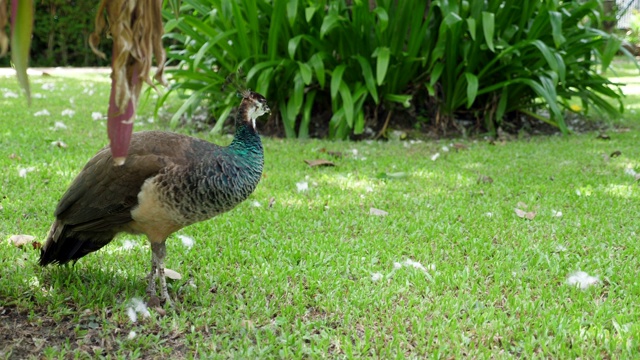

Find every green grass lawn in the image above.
[1,66,640,358]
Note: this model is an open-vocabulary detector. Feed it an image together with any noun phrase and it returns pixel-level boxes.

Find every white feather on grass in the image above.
[178,235,195,249]
[296,181,309,192]
[61,109,75,118]
[127,297,150,323]
[371,272,383,282]
[566,271,600,289]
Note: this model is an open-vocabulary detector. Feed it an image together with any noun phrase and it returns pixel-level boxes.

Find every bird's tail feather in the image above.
[39,221,116,266]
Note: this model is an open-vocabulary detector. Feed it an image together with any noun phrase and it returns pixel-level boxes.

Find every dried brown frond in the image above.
[0,0,7,57]
[89,0,166,111]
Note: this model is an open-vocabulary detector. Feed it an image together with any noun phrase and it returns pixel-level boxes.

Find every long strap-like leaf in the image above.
[10,0,33,104]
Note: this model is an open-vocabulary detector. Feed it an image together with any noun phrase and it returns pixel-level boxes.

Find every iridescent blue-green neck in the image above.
[230,123,261,152]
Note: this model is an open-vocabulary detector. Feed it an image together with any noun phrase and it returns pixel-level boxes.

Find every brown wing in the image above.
[40,131,204,265]
[55,131,195,228]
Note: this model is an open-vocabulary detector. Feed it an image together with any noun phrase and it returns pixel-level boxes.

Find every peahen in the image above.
[39,90,269,305]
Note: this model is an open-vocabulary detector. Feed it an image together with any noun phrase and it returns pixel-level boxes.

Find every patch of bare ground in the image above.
[0,305,188,359]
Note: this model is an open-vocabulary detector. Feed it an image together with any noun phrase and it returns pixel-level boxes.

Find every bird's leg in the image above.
[146,247,159,297]
[151,241,172,306]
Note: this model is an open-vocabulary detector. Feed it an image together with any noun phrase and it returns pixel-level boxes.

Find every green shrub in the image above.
[160,0,628,139]
[161,0,425,138]
[623,10,640,49]
[1,1,111,67]
[426,0,625,134]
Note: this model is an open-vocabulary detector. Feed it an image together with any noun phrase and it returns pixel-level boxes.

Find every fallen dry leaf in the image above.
[147,296,161,308]
[493,140,507,146]
[318,148,344,158]
[163,268,182,280]
[514,208,536,220]
[240,319,254,329]
[32,241,42,250]
[477,175,493,184]
[51,140,68,148]
[453,143,469,150]
[9,235,36,248]
[369,207,388,216]
[596,133,611,140]
[517,202,528,209]
[268,197,276,208]
[635,174,640,182]
[154,306,167,316]
[304,159,335,167]
[610,150,621,158]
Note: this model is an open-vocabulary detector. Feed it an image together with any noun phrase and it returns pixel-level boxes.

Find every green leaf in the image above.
[309,53,326,88]
[287,73,305,121]
[520,77,565,132]
[531,40,563,82]
[466,18,476,41]
[354,110,365,135]
[255,67,275,97]
[338,82,354,127]
[426,84,435,97]
[11,0,34,104]
[268,0,287,60]
[247,60,282,82]
[170,88,208,127]
[385,94,412,108]
[299,90,316,138]
[230,1,251,59]
[286,0,298,27]
[601,37,622,72]
[548,11,566,48]
[373,7,389,32]
[193,41,214,70]
[164,18,180,32]
[212,105,234,134]
[430,62,444,87]
[496,87,508,121]
[331,64,347,99]
[320,14,341,38]
[464,72,478,108]
[298,62,313,85]
[167,0,180,18]
[305,6,317,23]
[443,12,463,27]
[482,12,495,52]
[278,99,296,138]
[288,35,303,59]
[375,47,391,86]
[329,108,347,139]
[355,55,379,104]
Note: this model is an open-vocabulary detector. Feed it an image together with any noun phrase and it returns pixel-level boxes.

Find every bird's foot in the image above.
[146,284,174,308]
[162,293,174,308]
[147,294,162,308]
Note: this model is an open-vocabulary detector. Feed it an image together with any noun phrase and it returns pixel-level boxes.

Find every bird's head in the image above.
[240,90,270,130]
